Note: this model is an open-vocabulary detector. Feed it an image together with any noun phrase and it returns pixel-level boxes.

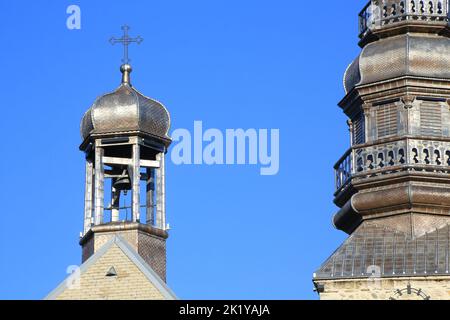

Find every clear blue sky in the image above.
[0,0,366,299]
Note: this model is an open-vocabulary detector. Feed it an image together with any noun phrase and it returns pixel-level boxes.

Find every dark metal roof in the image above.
[80,65,171,142]
[81,84,171,141]
[314,222,450,280]
[343,34,450,93]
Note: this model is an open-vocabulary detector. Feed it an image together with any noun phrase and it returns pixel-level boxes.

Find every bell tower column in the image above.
[131,139,141,223]
[146,168,155,225]
[110,179,120,222]
[156,152,166,230]
[83,159,94,235]
[94,140,105,225]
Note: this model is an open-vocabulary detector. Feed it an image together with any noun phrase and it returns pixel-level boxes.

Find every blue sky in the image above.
[0,0,366,299]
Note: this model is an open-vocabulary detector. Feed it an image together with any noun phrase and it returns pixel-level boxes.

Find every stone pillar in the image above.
[146,168,155,225]
[111,178,120,222]
[132,142,141,222]
[156,153,166,230]
[94,141,104,225]
[83,159,94,234]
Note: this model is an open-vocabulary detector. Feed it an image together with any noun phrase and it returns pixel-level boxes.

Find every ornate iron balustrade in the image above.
[335,138,450,191]
[359,0,450,37]
[335,149,353,190]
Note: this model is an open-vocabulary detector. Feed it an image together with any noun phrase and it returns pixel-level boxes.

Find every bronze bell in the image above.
[113,170,132,191]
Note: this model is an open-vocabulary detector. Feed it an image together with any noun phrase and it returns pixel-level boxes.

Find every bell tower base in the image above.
[80,222,169,282]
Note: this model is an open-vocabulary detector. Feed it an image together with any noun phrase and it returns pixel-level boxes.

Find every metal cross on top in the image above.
[110,25,143,64]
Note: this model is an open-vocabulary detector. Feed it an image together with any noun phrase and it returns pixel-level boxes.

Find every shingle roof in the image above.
[81,83,171,142]
[314,222,450,280]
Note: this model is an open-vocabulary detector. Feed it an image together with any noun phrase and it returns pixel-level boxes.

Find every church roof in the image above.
[314,222,450,280]
[45,235,177,300]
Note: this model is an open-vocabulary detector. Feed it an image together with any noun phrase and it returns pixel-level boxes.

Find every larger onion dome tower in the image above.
[314,1,450,300]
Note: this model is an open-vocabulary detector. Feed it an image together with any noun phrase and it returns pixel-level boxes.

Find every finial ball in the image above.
[120,64,133,74]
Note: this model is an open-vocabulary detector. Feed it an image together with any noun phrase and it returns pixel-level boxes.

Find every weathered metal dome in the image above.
[344,0,450,93]
[344,33,450,93]
[81,64,171,141]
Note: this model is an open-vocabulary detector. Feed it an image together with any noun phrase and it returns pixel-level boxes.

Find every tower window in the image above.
[420,101,443,137]
[353,113,365,145]
[376,104,398,138]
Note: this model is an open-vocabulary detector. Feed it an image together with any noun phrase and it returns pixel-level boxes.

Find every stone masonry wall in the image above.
[57,244,165,300]
[317,276,450,300]
[81,228,167,281]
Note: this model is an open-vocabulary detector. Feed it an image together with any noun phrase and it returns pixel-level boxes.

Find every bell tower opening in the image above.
[82,137,167,230]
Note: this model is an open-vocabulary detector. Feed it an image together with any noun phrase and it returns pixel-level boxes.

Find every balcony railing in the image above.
[335,148,353,191]
[359,0,450,37]
[334,137,450,191]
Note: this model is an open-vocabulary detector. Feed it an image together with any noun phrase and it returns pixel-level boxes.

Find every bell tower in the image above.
[46,27,177,300]
[79,27,171,282]
[314,1,450,300]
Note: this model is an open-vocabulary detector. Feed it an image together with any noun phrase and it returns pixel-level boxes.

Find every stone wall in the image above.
[57,244,165,300]
[317,276,450,300]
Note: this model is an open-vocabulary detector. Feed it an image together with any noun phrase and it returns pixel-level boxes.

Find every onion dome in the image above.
[344,0,450,94]
[343,33,450,93]
[81,64,171,143]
